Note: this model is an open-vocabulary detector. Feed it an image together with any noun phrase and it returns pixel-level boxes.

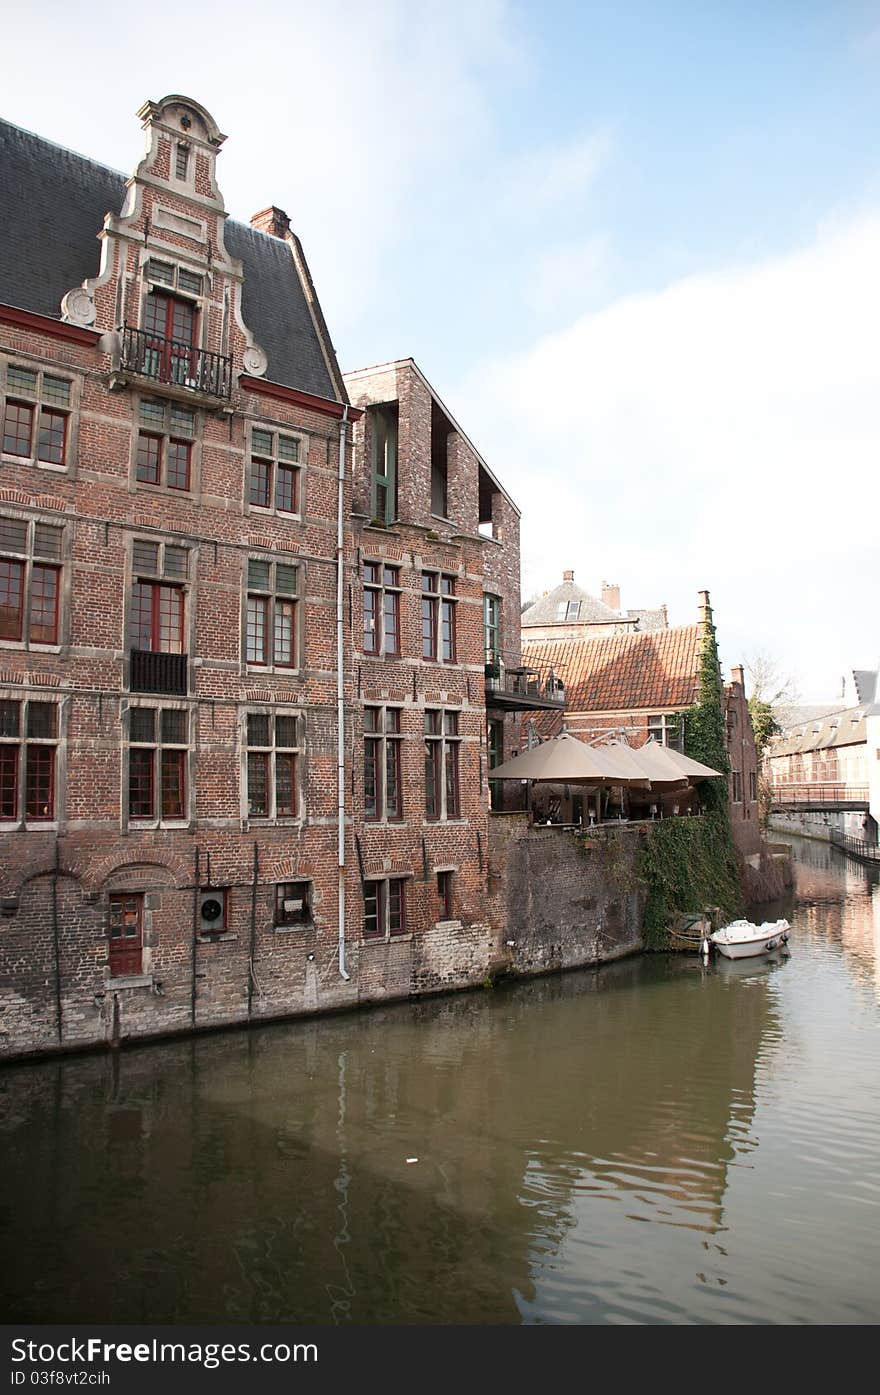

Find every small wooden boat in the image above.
[709,918,790,960]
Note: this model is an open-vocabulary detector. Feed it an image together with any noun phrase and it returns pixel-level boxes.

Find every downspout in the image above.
[337,405,351,979]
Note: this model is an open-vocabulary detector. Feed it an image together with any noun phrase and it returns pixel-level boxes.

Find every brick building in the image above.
[521,569,667,643]
[523,591,761,851]
[0,97,562,1059]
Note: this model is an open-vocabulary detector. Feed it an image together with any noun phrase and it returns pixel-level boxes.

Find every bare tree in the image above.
[743,650,800,708]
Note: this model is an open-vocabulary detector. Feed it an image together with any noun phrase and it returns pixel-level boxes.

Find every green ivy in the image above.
[639,618,742,948]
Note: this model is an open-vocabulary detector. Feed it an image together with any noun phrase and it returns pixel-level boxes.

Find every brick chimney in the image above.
[601,581,621,611]
[731,664,745,690]
[697,589,712,629]
[250,206,291,239]
[563,569,574,583]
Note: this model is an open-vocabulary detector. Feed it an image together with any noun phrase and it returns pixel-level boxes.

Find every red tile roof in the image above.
[524,623,704,715]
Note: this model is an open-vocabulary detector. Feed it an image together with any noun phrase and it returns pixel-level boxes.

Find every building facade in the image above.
[522,591,761,851]
[0,99,556,1059]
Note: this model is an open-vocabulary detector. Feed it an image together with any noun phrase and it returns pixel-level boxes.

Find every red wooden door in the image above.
[109,893,143,977]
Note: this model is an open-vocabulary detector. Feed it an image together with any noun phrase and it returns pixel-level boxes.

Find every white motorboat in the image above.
[708,918,790,960]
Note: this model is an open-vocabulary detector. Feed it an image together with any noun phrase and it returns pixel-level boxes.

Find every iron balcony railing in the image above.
[484,658,565,708]
[120,325,232,399]
[771,781,869,804]
[130,650,188,696]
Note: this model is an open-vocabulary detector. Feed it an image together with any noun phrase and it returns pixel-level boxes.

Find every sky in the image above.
[4,0,879,699]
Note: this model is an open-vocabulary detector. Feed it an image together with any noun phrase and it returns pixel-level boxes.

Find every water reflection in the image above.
[1,835,878,1325]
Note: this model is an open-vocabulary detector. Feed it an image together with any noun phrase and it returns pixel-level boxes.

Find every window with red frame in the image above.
[363,878,406,940]
[245,559,298,668]
[363,706,403,821]
[248,428,301,514]
[129,541,188,653]
[127,706,189,823]
[0,698,59,822]
[135,400,195,492]
[421,571,456,662]
[2,364,72,466]
[424,709,461,821]
[0,517,63,647]
[363,562,401,656]
[245,710,300,820]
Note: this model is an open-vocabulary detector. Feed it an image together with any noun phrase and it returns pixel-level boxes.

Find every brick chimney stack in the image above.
[601,581,621,612]
[697,589,712,629]
[563,569,574,583]
[731,664,745,690]
[250,206,291,239]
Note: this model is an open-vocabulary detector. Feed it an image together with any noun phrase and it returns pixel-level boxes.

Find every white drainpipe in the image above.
[337,405,351,979]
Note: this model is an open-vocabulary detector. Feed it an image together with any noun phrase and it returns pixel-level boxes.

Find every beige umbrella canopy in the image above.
[488,732,649,785]
[600,738,685,787]
[630,740,724,782]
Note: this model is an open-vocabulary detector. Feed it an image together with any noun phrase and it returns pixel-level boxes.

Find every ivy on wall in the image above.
[639,618,743,948]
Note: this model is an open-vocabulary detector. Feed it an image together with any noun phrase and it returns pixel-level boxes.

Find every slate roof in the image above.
[0,117,340,401]
[626,607,667,632]
[769,707,867,756]
[523,624,704,713]
[521,578,623,628]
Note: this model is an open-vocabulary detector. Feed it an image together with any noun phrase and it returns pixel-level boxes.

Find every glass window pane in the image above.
[6,366,37,397]
[129,708,156,743]
[0,746,17,819]
[275,715,297,748]
[177,269,202,296]
[157,586,183,651]
[364,737,378,819]
[161,749,186,819]
[0,560,24,640]
[277,436,299,462]
[0,700,21,737]
[33,525,63,560]
[0,518,28,553]
[389,880,405,934]
[160,708,187,744]
[275,752,295,816]
[247,713,270,747]
[133,541,159,575]
[26,396,58,466]
[3,401,34,456]
[167,440,191,491]
[249,458,270,508]
[42,377,71,407]
[246,596,268,664]
[275,565,297,596]
[169,406,195,437]
[29,566,59,644]
[247,560,271,590]
[128,748,154,818]
[247,751,268,815]
[25,746,54,819]
[363,882,381,939]
[273,601,295,666]
[163,547,188,579]
[251,430,273,456]
[27,702,57,739]
[275,464,297,513]
[136,433,161,484]
[147,260,174,285]
[139,400,165,428]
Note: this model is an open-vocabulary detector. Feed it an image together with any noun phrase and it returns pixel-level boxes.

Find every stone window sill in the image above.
[107,974,153,990]
[359,932,413,947]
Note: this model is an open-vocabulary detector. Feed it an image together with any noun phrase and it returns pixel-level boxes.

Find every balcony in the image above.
[485,660,565,713]
[130,650,188,696]
[118,326,232,401]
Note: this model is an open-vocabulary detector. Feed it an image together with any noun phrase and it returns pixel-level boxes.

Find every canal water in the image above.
[1,835,878,1326]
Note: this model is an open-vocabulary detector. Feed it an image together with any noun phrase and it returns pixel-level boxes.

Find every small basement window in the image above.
[275,881,312,926]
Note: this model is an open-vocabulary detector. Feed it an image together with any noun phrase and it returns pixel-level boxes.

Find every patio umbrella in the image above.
[631,740,724,782]
[488,731,647,785]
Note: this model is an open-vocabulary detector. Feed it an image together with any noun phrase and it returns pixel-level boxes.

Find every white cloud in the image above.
[525,236,610,314]
[499,129,612,214]
[455,214,880,698]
